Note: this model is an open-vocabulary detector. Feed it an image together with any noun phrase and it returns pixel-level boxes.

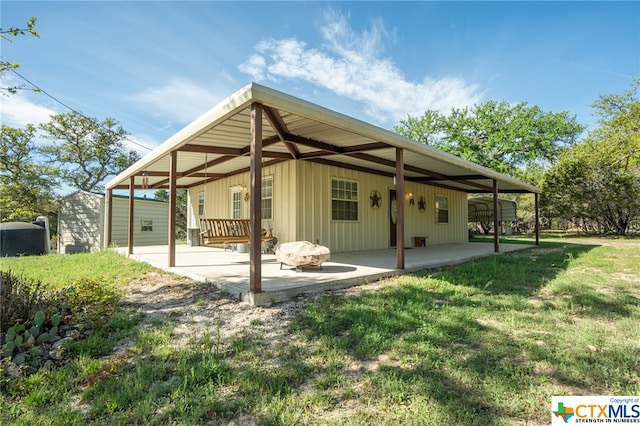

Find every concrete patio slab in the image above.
[119,242,534,305]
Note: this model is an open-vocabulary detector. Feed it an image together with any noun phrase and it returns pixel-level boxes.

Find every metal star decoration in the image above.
[370,190,382,209]
[418,196,426,212]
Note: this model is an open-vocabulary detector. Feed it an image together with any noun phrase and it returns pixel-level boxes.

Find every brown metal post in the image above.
[250,103,263,293]
[493,179,500,253]
[168,151,177,267]
[535,192,540,246]
[106,188,113,247]
[396,148,405,269]
[128,176,135,255]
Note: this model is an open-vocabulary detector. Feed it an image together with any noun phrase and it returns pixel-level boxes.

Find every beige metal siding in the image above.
[413,185,468,245]
[110,198,169,247]
[187,160,469,253]
[294,162,468,252]
[187,161,297,244]
[58,191,103,253]
[294,161,389,252]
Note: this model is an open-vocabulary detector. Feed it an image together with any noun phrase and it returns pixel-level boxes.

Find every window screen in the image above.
[436,195,449,223]
[331,179,358,221]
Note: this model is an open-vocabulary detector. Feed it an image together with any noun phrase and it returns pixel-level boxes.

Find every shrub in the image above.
[64,277,121,324]
[1,272,121,335]
[0,271,52,333]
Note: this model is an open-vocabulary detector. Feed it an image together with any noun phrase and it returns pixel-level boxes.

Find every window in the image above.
[198,191,205,216]
[141,219,153,232]
[436,195,449,223]
[261,176,273,220]
[231,189,242,219]
[331,178,358,221]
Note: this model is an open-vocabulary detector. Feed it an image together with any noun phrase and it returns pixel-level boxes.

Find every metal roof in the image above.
[106,82,540,194]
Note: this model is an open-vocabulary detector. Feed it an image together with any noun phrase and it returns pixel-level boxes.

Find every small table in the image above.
[414,236,427,247]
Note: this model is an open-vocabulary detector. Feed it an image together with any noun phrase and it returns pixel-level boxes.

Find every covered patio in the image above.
[106,83,541,304]
[119,242,534,305]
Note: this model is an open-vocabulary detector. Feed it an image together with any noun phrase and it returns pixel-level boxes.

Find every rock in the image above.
[65,329,81,339]
[49,349,63,360]
[58,325,73,335]
[43,360,55,370]
[52,337,74,350]
[4,362,21,378]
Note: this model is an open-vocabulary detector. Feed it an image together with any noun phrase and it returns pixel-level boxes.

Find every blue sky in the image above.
[2,1,639,156]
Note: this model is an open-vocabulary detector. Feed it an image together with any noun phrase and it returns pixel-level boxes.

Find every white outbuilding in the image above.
[57,191,168,253]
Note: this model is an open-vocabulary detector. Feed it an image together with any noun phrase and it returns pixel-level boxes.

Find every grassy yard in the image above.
[0,249,155,289]
[1,238,639,425]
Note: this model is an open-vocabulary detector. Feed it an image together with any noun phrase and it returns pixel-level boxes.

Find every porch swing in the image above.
[197,153,277,252]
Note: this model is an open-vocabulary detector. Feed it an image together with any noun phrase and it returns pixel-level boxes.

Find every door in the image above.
[389,189,397,247]
[231,189,242,219]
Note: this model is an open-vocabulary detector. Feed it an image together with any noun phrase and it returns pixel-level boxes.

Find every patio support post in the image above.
[396,147,405,269]
[106,188,113,248]
[534,192,540,246]
[128,176,135,255]
[493,179,500,253]
[249,103,263,293]
[168,150,177,267]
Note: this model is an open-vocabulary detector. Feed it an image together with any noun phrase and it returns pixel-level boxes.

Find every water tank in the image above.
[0,222,47,257]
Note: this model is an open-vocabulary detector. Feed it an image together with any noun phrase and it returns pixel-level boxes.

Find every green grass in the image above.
[1,239,639,425]
[0,249,154,289]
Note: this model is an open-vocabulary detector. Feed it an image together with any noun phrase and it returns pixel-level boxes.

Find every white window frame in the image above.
[141,219,153,232]
[231,188,242,219]
[436,195,449,224]
[261,176,273,220]
[331,178,359,221]
[198,191,205,216]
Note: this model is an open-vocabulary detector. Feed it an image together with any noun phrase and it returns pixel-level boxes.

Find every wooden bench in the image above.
[199,219,274,251]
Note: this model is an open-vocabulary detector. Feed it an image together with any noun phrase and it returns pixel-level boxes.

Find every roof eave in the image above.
[107,82,541,194]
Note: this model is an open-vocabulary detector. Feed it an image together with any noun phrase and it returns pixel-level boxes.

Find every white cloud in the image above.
[124,133,160,156]
[0,94,57,127]
[129,78,225,123]
[238,9,482,125]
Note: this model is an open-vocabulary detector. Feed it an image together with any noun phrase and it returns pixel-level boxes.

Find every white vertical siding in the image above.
[404,184,468,246]
[187,161,297,244]
[294,161,390,252]
[57,191,103,253]
[110,198,169,247]
[295,162,468,252]
[186,160,469,253]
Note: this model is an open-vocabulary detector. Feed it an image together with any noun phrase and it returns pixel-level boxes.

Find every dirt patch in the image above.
[121,271,396,350]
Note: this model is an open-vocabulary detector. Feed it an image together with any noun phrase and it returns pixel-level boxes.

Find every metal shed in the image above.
[57,191,169,253]
[468,196,518,223]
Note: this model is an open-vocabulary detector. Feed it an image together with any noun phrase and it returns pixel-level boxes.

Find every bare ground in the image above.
[121,271,391,350]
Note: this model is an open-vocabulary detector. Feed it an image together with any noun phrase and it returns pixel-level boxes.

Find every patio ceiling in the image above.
[106,82,540,194]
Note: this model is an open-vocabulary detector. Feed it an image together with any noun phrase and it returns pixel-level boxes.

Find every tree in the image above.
[0,125,57,221]
[39,112,140,192]
[1,17,39,96]
[394,101,585,177]
[154,189,187,240]
[541,80,640,235]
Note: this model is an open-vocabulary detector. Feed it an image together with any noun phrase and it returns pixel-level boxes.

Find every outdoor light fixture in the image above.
[141,171,149,189]
[406,192,415,206]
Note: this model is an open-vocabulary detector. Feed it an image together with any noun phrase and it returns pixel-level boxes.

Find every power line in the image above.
[9,68,154,152]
